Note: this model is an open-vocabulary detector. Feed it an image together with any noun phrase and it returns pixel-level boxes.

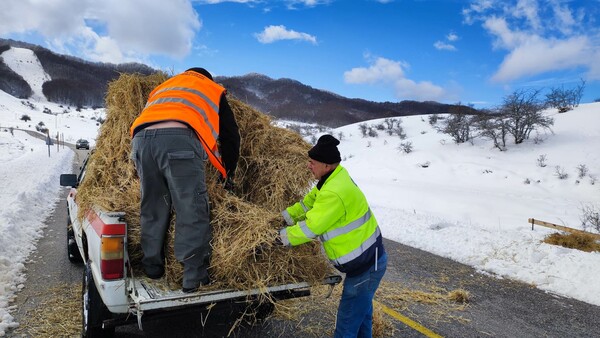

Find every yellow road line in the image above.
[374,300,443,338]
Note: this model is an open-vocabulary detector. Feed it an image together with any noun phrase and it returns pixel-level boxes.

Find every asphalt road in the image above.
[9,147,600,337]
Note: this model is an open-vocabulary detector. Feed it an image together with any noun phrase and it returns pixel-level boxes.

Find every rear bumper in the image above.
[128,274,342,313]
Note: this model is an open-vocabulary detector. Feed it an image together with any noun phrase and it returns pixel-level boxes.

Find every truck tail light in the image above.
[101,235,124,280]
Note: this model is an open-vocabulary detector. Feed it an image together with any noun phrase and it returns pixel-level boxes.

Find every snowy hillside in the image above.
[0,46,107,147]
[333,104,600,306]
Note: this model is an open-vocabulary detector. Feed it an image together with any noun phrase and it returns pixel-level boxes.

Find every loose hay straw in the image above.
[75,73,332,290]
[15,283,81,338]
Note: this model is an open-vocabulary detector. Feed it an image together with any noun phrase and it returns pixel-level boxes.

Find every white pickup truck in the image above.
[60,155,341,337]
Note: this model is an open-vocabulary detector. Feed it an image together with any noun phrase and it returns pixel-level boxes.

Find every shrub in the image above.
[576,164,589,179]
[21,100,36,110]
[580,204,600,233]
[536,154,547,168]
[367,127,378,138]
[543,233,599,252]
[397,141,413,154]
[435,111,473,144]
[393,125,406,139]
[554,166,568,180]
[428,114,439,126]
[358,123,368,137]
[545,79,585,113]
[20,114,31,122]
[383,118,398,130]
[35,121,48,134]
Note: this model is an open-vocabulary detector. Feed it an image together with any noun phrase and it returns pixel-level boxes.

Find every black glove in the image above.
[219,175,234,192]
[274,235,283,246]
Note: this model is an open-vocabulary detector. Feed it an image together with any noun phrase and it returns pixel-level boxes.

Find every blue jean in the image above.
[334,253,387,338]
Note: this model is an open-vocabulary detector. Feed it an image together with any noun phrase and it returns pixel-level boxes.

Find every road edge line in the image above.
[374,300,443,338]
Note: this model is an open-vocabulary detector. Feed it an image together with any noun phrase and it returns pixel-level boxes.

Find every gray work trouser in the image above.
[131,128,211,289]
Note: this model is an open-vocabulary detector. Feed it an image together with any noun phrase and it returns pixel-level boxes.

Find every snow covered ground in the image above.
[0,46,102,336]
[0,46,599,335]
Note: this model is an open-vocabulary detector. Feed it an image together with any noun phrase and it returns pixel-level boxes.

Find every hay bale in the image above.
[76,73,331,289]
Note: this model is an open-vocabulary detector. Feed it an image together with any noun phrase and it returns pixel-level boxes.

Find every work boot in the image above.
[182,276,210,293]
[144,266,165,280]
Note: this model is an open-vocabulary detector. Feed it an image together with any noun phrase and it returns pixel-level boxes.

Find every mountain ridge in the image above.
[0,38,477,127]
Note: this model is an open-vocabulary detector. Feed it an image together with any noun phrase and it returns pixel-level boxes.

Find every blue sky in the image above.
[1,0,599,107]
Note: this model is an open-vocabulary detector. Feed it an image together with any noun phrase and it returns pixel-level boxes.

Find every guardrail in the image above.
[528,218,600,240]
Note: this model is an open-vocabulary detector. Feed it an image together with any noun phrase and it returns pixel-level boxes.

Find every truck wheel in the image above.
[82,261,115,338]
[67,218,83,263]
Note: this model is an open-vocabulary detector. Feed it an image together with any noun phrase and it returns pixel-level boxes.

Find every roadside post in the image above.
[46,133,53,157]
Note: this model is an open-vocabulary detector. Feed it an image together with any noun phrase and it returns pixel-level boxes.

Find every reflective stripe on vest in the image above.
[319,208,372,242]
[150,86,220,113]
[332,226,381,266]
[300,200,309,212]
[144,96,219,142]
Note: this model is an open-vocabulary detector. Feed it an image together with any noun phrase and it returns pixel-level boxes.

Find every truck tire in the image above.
[82,261,115,338]
[67,217,83,263]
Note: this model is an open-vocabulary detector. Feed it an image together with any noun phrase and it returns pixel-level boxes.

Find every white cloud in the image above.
[514,0,541,31]
[434,31,458,51]
[195,0,257,3]
[465,0,600,82]
[255,25,317,44]
[434,41,457,51]
[344,56,447,101]
[462,0,494,24]
[492,36,592,82]
[0,0,200,63]
[285,0,331,8]
[447,32,459,41]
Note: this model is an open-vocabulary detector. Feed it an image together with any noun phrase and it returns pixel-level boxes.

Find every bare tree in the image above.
[383,118,398,131]
[580,204,600,232]
[476,110,509,151]
[545,79,586,113]
[501,89,553,144]
[435,103,474,144]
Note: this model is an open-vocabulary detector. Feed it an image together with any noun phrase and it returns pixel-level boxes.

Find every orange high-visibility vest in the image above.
[130,71,228,177]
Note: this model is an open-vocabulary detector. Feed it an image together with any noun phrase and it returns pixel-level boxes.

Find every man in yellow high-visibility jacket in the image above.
[279,134,387,338]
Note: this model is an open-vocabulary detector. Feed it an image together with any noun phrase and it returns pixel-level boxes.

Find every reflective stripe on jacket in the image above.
[130,70,228,177]
[280,165,383,276]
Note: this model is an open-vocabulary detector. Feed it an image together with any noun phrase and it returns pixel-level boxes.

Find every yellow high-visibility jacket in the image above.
[280,165,384,276]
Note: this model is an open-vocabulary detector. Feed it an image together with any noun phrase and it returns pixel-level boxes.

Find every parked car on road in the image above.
[76,139,90,150]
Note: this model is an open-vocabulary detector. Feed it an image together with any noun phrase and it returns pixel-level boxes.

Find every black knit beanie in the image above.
[186,67,213,81]
[308,134,341,164]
